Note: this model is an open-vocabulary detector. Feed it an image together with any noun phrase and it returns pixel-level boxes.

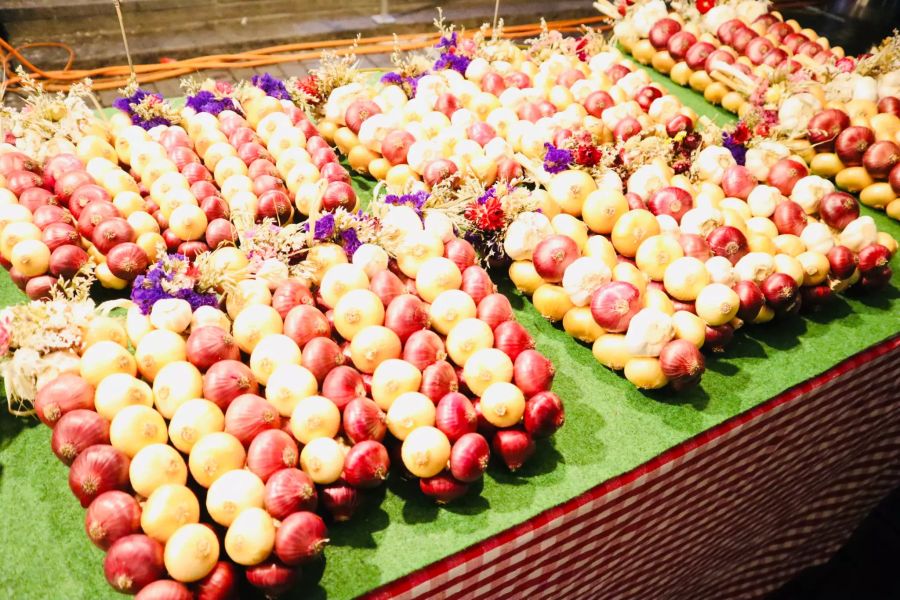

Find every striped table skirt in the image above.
[365,335,900,600]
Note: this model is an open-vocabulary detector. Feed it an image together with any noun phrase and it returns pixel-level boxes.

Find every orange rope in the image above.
[0,16,610,93]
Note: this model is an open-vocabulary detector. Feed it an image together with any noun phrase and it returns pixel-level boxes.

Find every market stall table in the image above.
[1,64,899,600]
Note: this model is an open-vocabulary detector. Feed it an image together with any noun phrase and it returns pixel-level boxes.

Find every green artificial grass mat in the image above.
[2,66,900,600]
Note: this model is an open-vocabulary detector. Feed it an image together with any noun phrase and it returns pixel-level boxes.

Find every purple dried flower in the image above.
[114,88,172,130]
[314,213,336,241]
[384,190,429,214]
[252,72,290,100]
[185,90,241,116]
[380,72,404,86]
[543,143,574,174]
[722,132,747,166]
[435,32,458,50]
[341,228,361,258]
[433,52,470,75]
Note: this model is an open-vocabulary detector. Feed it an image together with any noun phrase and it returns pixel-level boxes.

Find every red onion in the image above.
[265,468,318,520]
[186,326,241,371]
[878,96,900,117]
[659,339,705,391]
[492,428,535,471]
[685,41,715,70]
[524,391,565,438]
[258,189,294,223]
[24,275,57,301]
[92,217,136,254]
[225,393,281,446]
[472,399,496,438]
[862,140,900,178]
[42,222,80,251]
[77,199,119,239]
[827,245,858,279]
[706,226,748,265]
[319,481,360,522]
[647,187,693,222]
[345,99,381,133]
[238,142,272,165]
[665,114,693,138]
[649,17,681,49]
[69,444,130,507]
[635,86,663,112]
[245,560,298,598]
[590,281,641,332]
[420,360,459,403]
[0,151,38,176]
[761,272,799,313]
[18,187,55,213]
[162,229,184,252]
[53,170,92,205]
[343,440,390,488]
[191,180,218,201]
[107,242,150,281]
[321,181,356,211]
[51,409,109,465]
[200,195,230,222]
[477,293,514,330]
[666,31,696,59]
[807,109,850,149]
[403,330,446,370]
[772,200,807,236]
[34,204,73,230]
[342,398,387,444]
[420,472,470,503]
[382,294,428,343]
[733,280,765,321]
[460,265,495,305]
[800,284,833,310]
[532,235,579,283]
[204,218,236,250]
[435,392,477,442]
[180,239,210,260]
[283,305,331,349]
[703,323,734,353]
[47,244,88,278]
[367,271,404,309]
[859,266,893,290]
[272,279,314,320]
[274,511,329,566]
[513,350,555,398]
[819,191,859,230]
[301,336,345,383]
[835,125,875,166]
[229,127,258,148]
[6,170,43,196]
[247,429,299,482]
[195,562,238,600]
[857,243,891,275]
[181,163,212,184]
[679,233,711,261]
[85,490,141,550]
[721,166,758,200]
[444,239,477,273]
[34,373,94,427]
[322,365,366,410]
[449,431,490,483]
[8,267,29,290]
[104,534,165,594]
[134,579,193,600]
[493,320,535,361]
[767,158,808,196]
[203,360,258,410]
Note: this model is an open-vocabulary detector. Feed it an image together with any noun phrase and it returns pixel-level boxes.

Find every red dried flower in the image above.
[296,75,321,102]
[465,197,506,231]
[696,0,715,14]
[731,122,751,144]
[574,144,602,167]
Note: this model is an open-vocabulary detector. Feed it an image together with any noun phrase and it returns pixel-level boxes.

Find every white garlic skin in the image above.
[149,298,193,333]
[562,256,612,307]
[624,308,675,357]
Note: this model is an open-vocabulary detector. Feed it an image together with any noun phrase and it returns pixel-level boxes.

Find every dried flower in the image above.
[384,190,429,214]
[185,90,241,116]
[314,213,336,241]
[251,73,291,100]
[543,143,574,173]
[114,78,180,130]
[131,253,220,314]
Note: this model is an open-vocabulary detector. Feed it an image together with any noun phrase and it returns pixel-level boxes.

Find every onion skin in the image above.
[85,490,142,550]
[342,398,387,444]
[523,391,565,438]
[247,429,299,482]
[195,561,238,600]
[319,481,360,522]
[492,428,535,471]
[34,373,94,427]
[493,320,536,361]
[274,511,329,566]
[420,472,470,504]
[342,440,390,489]
[264,468,318,521]
[103,534,165,594]
[51,409,110,465]
[659,339,705,391]
[245,560,299,598]
[69,444,131,507]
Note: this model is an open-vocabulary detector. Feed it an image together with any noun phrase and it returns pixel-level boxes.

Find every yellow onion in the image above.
[164,523,219,583]
[168,399,225,454]
[80,341,137,387]
[249,334,301,385]
[582,189,629,234]
[224,507,275,566]
[153,361,203,419]
[333,289,385,341]
[479,382,525,427]
[265,364,318,417]
[95,373,153,421]
[386,391,436,440]
[415,257,462,302]
[188,432,246,488]
[110,405,168,458]
[462,348,514,396]
[671,311,706,348]
[290,395,341,444]
[773,254,805,286]
[232,305,283,354]
[663,256,710,301]
[445,318,494,366]
[396,231,444,278]
[371,359,422,410]
[401,426,451,478]
[129,443,188,497]
[533,284,575,322]
[135,329,187,382]
[429,289,477,335]
[635,235,684,281]
[624,357,669,389]
[508,261,544,295]
[206,469,266,527]
[299,437,345,484]
[611,209,660,257]
[695,283,740,326]
[141,484,200,543]
[319,263,369,308]
[563,306,605,343]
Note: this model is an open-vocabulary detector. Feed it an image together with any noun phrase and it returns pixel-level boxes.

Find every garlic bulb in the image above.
[382,204,424,233]
[601,101,641,131]
[570,79,599,104]
[465,57,491,82]
[705,256,738,286]
[562,256,612,307]
[631,0,668,36]
[695,146,737,184]
[423,211,455,243]
[680,207,723,237]
[126,305,154,345]
[374,85,409,114]
[790,175,835,214]
[656,214,680,236]
[324,83,366,124]
[450,108,477,131]
[589,50,624,75]
[357,113,394,153]
[483,138,513,163]
[745,141,790,182]
[624,308,674,357]
[405,140,442,175]
[618,71,652,99]
[613,20,639,46]
[853,75,879,102]
[191,306,231,332]
[747,184,783,218]
[777,93,823,131]
[648,96,681,124]
[839,216,878,252]
[596,170,624,192]
[734,252,775,284]
[150,298,193,333]
[415,75,448,106]
[256,258,289,290]
[799,222,835,254]
[877,71,900,101]
[499,87,525,110]
[352,243,390,279]
[627,164,670,200]
[504,211,555,261]
[703,4,738,32]
[735,1,768,23]
[555,105,588,131]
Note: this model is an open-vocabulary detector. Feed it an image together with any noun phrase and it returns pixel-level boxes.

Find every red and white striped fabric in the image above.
[365,335,900,600]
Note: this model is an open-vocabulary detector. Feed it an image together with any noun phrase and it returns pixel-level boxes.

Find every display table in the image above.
[1,64,899,600]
